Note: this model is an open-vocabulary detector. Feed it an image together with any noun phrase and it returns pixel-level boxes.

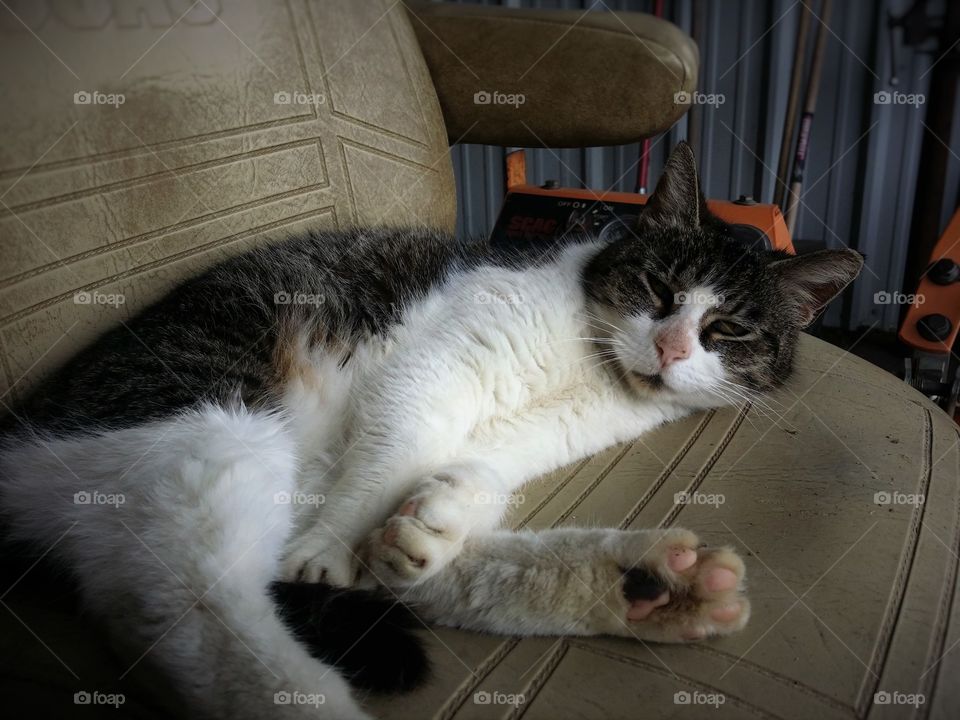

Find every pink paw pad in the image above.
[709,602,742,623]
[667,546,698,573]
[626,591,670,621]
[398,500,419,517]
[703,567,738,592]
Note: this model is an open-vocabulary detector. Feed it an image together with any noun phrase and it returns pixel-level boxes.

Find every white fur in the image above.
[1,408,367,719]
[0,241,743,718]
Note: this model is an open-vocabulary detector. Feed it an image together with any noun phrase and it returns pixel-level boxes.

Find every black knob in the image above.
[928,258,960,285]
[542,180,559,189]
[917,314,952,342]
[733,195,757,205]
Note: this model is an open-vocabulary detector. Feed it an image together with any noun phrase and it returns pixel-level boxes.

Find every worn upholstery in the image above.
[1,1,956,719]
[0,0,455,402]
[407,1,698,147]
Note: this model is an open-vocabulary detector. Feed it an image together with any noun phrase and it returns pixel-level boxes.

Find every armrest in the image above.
[404,1,698,148]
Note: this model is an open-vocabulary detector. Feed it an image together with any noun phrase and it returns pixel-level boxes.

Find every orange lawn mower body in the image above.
[493,150,794,255]
[899,207,960,420]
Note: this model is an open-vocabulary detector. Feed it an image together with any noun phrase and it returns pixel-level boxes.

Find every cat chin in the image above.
[626,374,732,412]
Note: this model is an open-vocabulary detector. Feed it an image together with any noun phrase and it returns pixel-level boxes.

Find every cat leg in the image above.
[364,392,672,586]
[363,460,510,585]
[397,527,749,643]
[283,350,672,587]
[0,407,370,719]
[280,369,486,586]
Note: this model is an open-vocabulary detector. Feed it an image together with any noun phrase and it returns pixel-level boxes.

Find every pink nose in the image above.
[655,331,691,368]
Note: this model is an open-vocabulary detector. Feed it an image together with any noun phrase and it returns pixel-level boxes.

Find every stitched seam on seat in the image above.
[859,407,934,717]
[0,206,339,328]
[918,425,960,720]
[505,640,570,720]
[0,138,333,221]
[619,409,716,530]
[661,404,748,528]
[514,457,591,530]
[0,205,337,336]
[567,641,781,719]
[550,439,639,528]
[437,638,521,720]
[686,644,854,714]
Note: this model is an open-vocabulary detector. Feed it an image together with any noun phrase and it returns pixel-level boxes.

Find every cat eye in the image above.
[707,319,753,340]
[644,274,674,310]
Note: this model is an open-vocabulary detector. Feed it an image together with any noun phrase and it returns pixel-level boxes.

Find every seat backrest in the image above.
[0,0,455,404]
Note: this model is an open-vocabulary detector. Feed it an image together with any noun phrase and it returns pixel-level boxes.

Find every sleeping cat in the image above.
[0,143,862,719]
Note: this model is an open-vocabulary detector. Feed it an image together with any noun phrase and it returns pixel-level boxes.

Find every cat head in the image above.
[582,141,863,408]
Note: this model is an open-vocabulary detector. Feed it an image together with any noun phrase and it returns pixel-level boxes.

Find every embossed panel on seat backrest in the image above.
[0,0,455,403]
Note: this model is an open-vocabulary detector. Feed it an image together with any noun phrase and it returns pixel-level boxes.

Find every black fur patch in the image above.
[621,566,668,602]
[270,581,430,694]
[7,228,494,435]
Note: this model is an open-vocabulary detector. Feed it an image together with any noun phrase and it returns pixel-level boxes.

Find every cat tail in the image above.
[271,582,429,693]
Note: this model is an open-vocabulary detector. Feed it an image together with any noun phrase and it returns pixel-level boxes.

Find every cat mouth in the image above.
[629,370,664,390]
[597,342,667,394]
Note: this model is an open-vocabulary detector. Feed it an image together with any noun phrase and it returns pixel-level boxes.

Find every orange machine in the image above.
[493,150,794,255]
[898,207,960,419]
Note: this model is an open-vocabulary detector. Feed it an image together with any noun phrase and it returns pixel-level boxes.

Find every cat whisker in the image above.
[714,378,788,419]
[710,380,793,430]
[577,310,622,334]
[706,388,762,430]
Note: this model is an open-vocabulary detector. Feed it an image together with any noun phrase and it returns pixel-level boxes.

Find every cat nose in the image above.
[655,332,691,368]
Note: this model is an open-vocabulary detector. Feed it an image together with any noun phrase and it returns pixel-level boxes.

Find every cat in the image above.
[0,143,862,719]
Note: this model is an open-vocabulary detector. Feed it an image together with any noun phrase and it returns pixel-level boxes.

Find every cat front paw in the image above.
[606,528,749,642]
[281,532,360,587]
[365,473,480,586]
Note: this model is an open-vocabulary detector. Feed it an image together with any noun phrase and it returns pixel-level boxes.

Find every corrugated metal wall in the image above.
[449,0,959,332]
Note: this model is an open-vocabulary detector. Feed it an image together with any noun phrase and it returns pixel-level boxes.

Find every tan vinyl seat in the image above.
[1,2,956,718]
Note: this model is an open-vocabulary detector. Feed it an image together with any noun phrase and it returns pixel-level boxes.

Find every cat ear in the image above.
[638,141,710,231]
[769,249,864,327]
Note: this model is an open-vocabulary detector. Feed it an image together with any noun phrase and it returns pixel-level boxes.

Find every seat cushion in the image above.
[0,0,454,401]
[367,334,960,719]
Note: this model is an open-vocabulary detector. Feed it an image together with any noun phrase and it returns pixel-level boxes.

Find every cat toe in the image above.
[617,537,748,641]
[367,514,465,585]
[695,548,746,597]
[281,539,357,587]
